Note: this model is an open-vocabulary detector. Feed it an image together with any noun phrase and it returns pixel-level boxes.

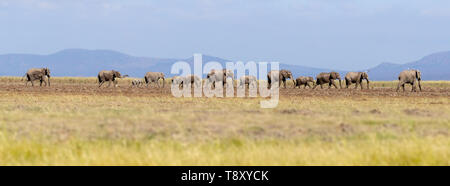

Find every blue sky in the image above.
[1,0,450,70]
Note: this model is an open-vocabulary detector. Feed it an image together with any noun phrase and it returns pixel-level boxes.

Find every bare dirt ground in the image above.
[1,81,449,98]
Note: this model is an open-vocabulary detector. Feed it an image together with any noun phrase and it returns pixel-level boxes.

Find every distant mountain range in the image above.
[0,48,449,80]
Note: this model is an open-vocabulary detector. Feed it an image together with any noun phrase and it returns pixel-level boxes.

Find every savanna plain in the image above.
[0,77,448,165]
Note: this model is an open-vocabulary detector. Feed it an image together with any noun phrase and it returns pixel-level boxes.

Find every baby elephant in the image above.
[239,75,257,88]
[295,76,315,88]
[131,79,144,88]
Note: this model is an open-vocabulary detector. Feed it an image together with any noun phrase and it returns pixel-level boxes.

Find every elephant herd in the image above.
[267,70,369,90]
[20,68,423,92]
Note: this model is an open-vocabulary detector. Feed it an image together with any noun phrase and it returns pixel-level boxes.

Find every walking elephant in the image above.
[344,72,370,89]
[295,76,315,88]
[396,69,422,92]
[313,72,342,89]
[23,68,51,87]
[145,72,165,88]
[267,69,294,88]
[239,75,257,89]
[98,70,124,88]
[206,69,234,88]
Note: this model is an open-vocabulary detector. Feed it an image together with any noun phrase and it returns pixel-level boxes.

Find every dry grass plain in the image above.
[0,77,449,165]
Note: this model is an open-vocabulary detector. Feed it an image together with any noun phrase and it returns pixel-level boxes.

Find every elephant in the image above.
[295,76,315,88]
[22,68,51,87]
[144,72,165,88]
[267,69,294,88]
[206,69,234,88]
[172,75,201,88]
[131,79,144,88]
[98,70,123,88]
[239,75,257,89]
[313,72,342,89]
[344,72,370,89]
[396,69,422,92]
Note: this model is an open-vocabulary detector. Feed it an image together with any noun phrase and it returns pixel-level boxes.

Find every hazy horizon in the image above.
[2,0,450,70]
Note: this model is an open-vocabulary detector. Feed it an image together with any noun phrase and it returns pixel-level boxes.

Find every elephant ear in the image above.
[330,72,336,79]
[280,70,287,77]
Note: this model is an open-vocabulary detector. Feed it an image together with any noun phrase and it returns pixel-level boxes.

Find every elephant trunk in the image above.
[162,77,165,88]
[366,78,370,89]
[418,80,422,91]
[47,75,51,86]
[339,79,342,89]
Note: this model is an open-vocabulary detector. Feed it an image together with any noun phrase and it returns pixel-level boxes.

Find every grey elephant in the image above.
[239,75,257,88]
[145,72,165,88]
[313,72,342,89]
[131,79,144,88]
[267,69,294,88]
[22,68,51,86]
[396,69,422,92]
[206,69,234,88]
[295,76,315,88]
[172,75,201,88]
[98,70,123,88]
[344,72,370,89]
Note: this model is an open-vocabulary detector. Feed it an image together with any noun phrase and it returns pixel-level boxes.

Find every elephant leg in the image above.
[418,81,422,91]
[402,84,405,92]
[331,81,338,89]
[31,79,35,87]
[411,82,416,92]
[107,81,111,88]
[396,82,404,92]
[313,82,318,89]
[283,80,287,88]
[354,82,358,89]
[99,81,105,88]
